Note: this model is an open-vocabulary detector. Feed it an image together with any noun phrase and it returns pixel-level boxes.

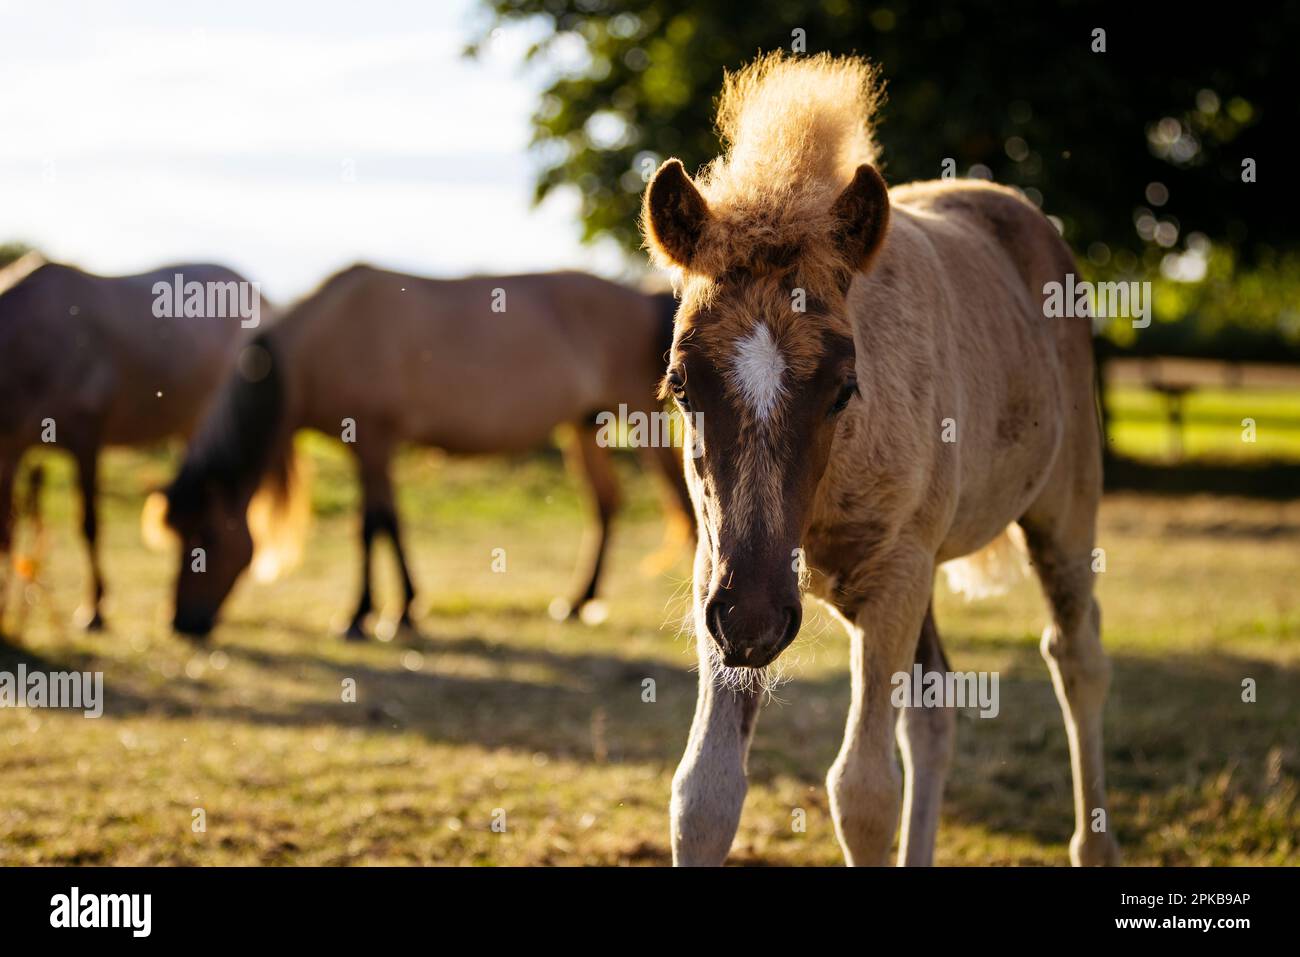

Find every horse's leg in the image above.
[562,419,621,618]
[671,637,762,865]
[647,442,693,526]
[344,443,390,641]
[636,442,694,574]
[376,486,418,637]
[1019,493,1120,866]
[896,603,956,866]
[343,508,377,641]
[828,544,933,865]
[71,441,106,631]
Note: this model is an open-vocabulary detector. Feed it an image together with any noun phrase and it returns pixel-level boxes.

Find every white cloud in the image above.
[0,0,633,295]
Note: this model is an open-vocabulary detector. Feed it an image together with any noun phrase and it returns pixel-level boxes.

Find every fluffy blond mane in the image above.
[707,52,881,203]
[675,52,884,292]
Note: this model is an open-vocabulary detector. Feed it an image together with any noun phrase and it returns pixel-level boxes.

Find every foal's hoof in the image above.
[1070,832,1121,867]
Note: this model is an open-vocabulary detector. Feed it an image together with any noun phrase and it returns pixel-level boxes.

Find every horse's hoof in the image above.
[375,617,422,643]
[74,606,106,632]
[396,618,423,642]
[555,598,608,626]
[578,599,609,625]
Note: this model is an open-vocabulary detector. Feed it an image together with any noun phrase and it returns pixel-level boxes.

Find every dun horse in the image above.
[0,254,257,632]
[155,266,690,639]
[643,54,1118,866]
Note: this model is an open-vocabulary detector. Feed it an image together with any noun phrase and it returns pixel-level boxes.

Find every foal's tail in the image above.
[939,524,1030,600]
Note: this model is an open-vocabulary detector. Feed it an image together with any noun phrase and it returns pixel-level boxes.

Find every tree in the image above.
[472,1,1289,268]
[0,242,34,270]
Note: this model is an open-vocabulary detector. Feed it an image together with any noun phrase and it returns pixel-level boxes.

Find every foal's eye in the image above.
[667,370,690,409]
[830,379,859,416]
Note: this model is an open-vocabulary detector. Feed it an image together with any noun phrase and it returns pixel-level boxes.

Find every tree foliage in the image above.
[472,1,1289,266]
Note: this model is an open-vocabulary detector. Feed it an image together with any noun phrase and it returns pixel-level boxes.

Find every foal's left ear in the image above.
[829,164,890,273]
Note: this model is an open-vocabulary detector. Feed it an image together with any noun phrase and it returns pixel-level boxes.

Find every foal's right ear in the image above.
[643,159,710,269]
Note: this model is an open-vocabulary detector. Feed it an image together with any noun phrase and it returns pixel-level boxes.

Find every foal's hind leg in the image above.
[896,604,956,866]
[1020,484,1120,866]
[560,420,621,621]
[71,441,106,631]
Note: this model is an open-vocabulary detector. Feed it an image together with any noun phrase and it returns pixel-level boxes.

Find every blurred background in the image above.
[0,1,1295,865]
[4,0,1296,476]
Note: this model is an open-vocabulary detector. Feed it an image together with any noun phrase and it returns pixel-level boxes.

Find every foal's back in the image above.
[850,179,1093,559]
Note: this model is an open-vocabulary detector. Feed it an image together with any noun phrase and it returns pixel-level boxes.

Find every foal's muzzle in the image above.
[704,598,802,668]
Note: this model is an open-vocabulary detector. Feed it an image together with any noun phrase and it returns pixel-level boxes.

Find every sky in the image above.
[0,0,631,303]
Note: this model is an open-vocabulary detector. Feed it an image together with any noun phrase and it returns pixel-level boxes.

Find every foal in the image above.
[644,53,1118,866]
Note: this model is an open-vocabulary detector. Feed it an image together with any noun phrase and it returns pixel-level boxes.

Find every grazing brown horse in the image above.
[644,53,1117,866]
[0,253,258,632]
[155,266,690,639]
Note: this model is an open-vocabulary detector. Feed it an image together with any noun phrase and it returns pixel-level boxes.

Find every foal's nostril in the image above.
[706,601,729,650]
[776,605,801,653]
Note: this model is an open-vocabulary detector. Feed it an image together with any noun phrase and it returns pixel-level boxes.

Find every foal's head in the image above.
[644,157,889,672]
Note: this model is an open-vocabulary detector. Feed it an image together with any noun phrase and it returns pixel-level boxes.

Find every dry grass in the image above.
[1,437,1297,865]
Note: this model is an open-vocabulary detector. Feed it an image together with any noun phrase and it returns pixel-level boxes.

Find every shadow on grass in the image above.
[1105,453,1300,500]
[56,617,1298,863]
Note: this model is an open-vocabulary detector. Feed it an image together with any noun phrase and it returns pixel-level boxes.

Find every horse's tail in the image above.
[939,524,1030,600]
[246,439,312,583]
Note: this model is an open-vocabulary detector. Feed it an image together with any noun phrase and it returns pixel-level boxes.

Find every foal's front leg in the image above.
[827,552,934,865]
[671,640,762,866]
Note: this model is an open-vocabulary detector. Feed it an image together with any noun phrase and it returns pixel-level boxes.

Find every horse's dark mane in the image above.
[167,333,288,516]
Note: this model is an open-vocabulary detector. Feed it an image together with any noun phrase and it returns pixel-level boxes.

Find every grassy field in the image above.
[1,411,1297,866]
[1107,385,1300,462]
